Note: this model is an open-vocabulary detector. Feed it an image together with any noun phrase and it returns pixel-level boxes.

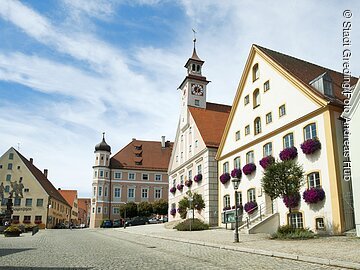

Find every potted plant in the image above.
[219,173,231,184]
[231,168,242,179]
[170,208,176,216]
[194,174,202,182]
[303,187,325,204]
[185,179,193,187]
[177,184,184,191]
[242,163,256,175]
[279,147,298,161]
[244,201,258,214]
[170,186,176,194]
[283,192,301,208]
[4,225,22,237]
[300,138,321,155]
[259,156,275,170]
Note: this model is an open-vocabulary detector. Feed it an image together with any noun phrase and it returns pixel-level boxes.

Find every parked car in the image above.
[54,223,67,229]
[125,216,149,226]
[148,217,160,224]
[100,220,113,228]
[112,219,124,228]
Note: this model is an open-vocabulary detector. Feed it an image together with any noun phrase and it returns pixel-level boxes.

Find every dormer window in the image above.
[310,72,333,97]
[252,63,259,82]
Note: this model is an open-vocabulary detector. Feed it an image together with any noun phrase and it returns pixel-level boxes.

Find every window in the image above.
[304,123,317,140]
[129,173,135,180]
[189,127,192,134]
[252,63,259,81]
[197,164,202,175]
[135,161,142,165]
[5,185,10,192]
[114,172,122,179]
[307,172,321,188]
[246,151,254,164]
[154,188,162,199]
[266,112,272,124]
[181,135,183,142]
[14,198,21,206]
[223,195,230,208]
[189,145,192,153]
[97,207,101,214]
[128,188,135,198]
[245,125,250,136]
[195,99,200,106]
[104,186,108,197]
[244,95,250,105]
[234,157,241,169]
[253,89,260,108]
[6,174,11,181]
[24,216,31,223]
[113,207,120,214]
[195,140,198,148]
[98,186,102,196]
[155,174,162,181]
[180,175,184,184]
[1,198,7,206]
[35,216,42,223]
[236,191,242,206]
[235,131,240,141]
[93,187,96,196]
[176,155,179,162]
[264,80,270,92]
[94,171,97,178]
[223,162,229,173]
[247,188,256,202]
[114,188,121,198]
[36,199,43,207]
[25,198,32,206]
[142,174,149,180]
[105,171,108,178]
[0,165,2,169]
[9,153,14,160]
[316,217,325,230]
[288,212,304,229]
[279,104,286,117]
[188,170,192,181]
[7,163,12,170]
[263,142,272,157]
[283,133,294,149]
[99,170,104,177]
[141,188,148,199]
[12,215,19,222]
[17,166,20,169]
[92,207,95,214]
[104,207,108,214]
[254,117,261,135]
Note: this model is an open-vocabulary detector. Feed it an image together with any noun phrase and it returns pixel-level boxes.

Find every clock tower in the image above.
[178,38,210,130]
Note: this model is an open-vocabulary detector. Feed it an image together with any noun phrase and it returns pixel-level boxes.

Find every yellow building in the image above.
[0,147,71,228]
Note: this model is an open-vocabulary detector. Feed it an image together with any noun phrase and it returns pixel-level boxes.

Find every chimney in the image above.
[161,136,165,148]
[30,158,33,164]
[44,169,48,178]
[58,188,61,190]
[132,138,136,141]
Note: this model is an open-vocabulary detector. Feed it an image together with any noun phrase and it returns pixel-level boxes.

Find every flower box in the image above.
[231,168,242,179]
[244,201,257,214]
[223,206,231,211]
[185,180,192,187]
[231,204,243,210]
[23,220,31,224]
[170,187,176,194]
[242,163,256,175]
[12,220,20,224]
[300,138,321,155]
[219,173,231,184]
[34,220,42,225]
[259,156,275,170]
[194,174,202,182]
[303,187,325,204]
[177,184,184,191]
[170,208,176,216]
[279,147,298,161]
[283,193,300,208]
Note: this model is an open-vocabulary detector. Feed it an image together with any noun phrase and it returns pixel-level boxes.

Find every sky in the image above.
[0,0,359,198]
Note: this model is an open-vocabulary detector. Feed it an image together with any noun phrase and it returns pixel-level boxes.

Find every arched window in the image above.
[223,162,229,173]
[263,142,272,157]
[253,89,260,108]
[307,172,321,188]
[246,151,254,163]
[247,188,256,202]
[252,63,259,81]
[196,65,201,72]
[254,117,261,135]
[304,123,317,140]
[223,195,230,208]
[192,63,195,71]
[234,157,241,169]
[283,133,294,149]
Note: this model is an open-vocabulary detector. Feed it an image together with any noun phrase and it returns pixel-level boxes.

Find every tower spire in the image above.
[192,28,197,50]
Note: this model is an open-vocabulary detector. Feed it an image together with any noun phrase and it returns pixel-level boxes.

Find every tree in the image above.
[152,199,168,215]
[137,201,153,217]
[120,202,138,219]
[177,191,205,219]
[261,160,304,227]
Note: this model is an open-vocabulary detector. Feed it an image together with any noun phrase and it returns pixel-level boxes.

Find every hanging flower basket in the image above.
[231,168,242,179]
[283,193,301,208]
[242,163,256,175]
[170,187,176,194]
[303,187,325,204]
[279,147,298,161]
[244,201,258,214]
[219,173,231,184]
[170,208,176,216]
[231,204,243,210]
[300,138,321,155]
[259,156,275,170]
[177,184,184,191]
[194,174,202,182]
[223,206,231,211]
[185,179,193,187]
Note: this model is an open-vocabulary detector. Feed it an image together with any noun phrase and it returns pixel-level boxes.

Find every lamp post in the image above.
[188,196,193,232]
[232,177,240,243]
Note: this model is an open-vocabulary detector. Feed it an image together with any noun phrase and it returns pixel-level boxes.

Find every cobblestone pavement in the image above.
[0,228,344,270]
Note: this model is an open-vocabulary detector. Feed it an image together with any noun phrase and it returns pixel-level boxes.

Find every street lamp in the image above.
[188,196,193,232]
[232,177,240,243]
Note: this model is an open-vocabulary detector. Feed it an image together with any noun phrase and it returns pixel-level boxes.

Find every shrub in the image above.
[174,218,210,231]
[193,174,202,182]
[259,156,275,170]
[279,147,298,161]
[231,168,242,179]
[243,163,256,175]
[300,138,321,155]
[283,193,301,208]
[4,225,22,233]
[177,184,184,191]
[170,187,176,194]
[303,187,325,204]
[244,201,257,214]
[272,225,315,239]
[219,173,231,184]
[185,180,192,187]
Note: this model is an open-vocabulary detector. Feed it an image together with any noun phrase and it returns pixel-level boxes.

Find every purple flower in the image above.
[231,168,242,179]
[170,187,176,194]
[194,174,203,182]
[177,184,184,191]
[259,156,275,170]
[242,163,256,175]
[185,180,192,187]
[220,173,231,184]
[303,187,325,204]
[244,201,258,214]
[283,193,301,208]
[170,208,176,216]
[223,206,231,211]
[279,147,298,161]
[301,138,321,155]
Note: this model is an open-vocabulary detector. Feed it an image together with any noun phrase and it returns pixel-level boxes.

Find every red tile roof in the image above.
[255,45,358,103]
[189,102,231,148]
[78,198,91,211]
[58,190,77,206]
[110,140,173,171]
[15,149,70,207]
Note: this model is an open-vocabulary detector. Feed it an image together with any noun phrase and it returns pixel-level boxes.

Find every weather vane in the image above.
[192,28,197,48]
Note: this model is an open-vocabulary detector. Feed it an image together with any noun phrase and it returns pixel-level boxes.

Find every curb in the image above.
[117,229,360,269]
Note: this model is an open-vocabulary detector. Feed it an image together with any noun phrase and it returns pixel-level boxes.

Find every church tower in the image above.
[90,133,111,228]
[178,38,210,131]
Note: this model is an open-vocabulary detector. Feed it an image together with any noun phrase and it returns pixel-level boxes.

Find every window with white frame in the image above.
[254,117,261,135]
[104,207,108,214]
[236,191,242,206]
[155,174,162,181]
[247,188,256,202]
[114,172,122,179]
[180,175,184,184]
[304,123,317,140]
[307,172,321,188]
[316,217,325,230]
[264,80,270,92]
[99,170,104,177]
[263,142,272,157]
[128,188,135,198]
[105,171,108,178]
[279,104,286,117]
[245,125,250,135]
[97,207,102,214]
[93,187,96,196]
[98,186,102,196]
[154,188,162,199]
[197,164,202,175]
[283,133,294,149]
[234,157,241,169]
[142,174,149,180]
[244,95,250,105]
[288,212,303,229]
[266,112,272,124]
[129,173,135,180]
[172,178,176,186]
[223,195,230,208]
[223,162,229,173]
[104,186,108,197]
[113,207,120,214]
[252,63,259,81]
[246,151,254,164]
[114,188,121,198]
[188,170,192,181]
[235,130,240,141]
[6,174,11,181]
[253,89,260,108]
[9,153,14,160]
[141,188,148,199]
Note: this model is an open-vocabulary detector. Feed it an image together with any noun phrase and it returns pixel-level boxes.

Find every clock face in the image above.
[191,84,204,96]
